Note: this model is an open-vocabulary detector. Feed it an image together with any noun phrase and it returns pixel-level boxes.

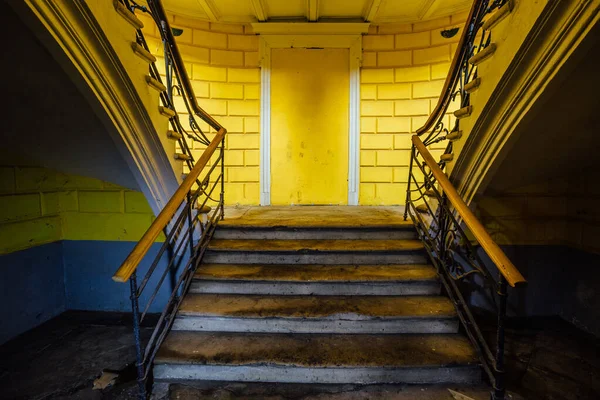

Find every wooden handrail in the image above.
[416,0,487,135]
[112,128,226,283]
[412,135,526,287]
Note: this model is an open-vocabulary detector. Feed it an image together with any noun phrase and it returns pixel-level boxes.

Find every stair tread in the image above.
[178,294,456,319]
[220,206,412,229]
[195,264,437,282]
[156,331,478,367]
[207,239,424,252]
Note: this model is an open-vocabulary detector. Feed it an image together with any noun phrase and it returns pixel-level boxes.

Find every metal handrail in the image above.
[415,0,486,135]
[412,135,525,287]
[112,128,225,282]
[145,0,222,131]
[108,2,228,398]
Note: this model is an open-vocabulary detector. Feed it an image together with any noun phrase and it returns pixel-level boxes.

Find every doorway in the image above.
[270,48,350,205]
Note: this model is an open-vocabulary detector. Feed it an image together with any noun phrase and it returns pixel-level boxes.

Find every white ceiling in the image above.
[162,0,472,24]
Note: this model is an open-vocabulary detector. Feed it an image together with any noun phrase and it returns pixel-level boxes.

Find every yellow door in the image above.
[270,48,349,205]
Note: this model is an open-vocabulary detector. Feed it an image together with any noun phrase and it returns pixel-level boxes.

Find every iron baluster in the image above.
[404,145,416,220]
[186,194,195,257]
[492,274,508,400]
[220,138,225,220]
[129,272,147,400]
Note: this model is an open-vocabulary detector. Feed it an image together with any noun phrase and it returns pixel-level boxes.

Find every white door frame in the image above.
[257,33,363,206]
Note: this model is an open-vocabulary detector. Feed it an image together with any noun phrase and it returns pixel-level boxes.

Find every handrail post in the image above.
[186,194,195,257]
[404,145,415,221]
[220,137,225,220]
[492,274,508,400]
[129,272,147,400]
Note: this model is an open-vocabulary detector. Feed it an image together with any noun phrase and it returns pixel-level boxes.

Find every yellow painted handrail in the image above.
[112,128,226,283]
[412,135,526,287]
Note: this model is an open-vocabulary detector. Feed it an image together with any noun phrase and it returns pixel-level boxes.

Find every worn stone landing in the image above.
[221,206,411,228]
[168,382,497,400]
[154,332,480,384]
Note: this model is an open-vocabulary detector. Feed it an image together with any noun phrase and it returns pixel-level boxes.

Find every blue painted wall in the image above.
[1,240,187,344]
[0,242,66,344]
[62,240,183,313]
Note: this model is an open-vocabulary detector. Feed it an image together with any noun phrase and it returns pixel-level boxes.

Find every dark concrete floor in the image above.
[0,312,153,400]
[0,312,598,399]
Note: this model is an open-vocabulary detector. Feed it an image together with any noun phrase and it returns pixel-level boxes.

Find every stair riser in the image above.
[172,317,458,334]
[203,252,427,265]
[190,280,441,296]
[154,364,481,385]
[214,229,417,240]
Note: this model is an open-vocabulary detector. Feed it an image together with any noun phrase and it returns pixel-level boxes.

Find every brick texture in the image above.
[146,17,261,205]
[360,16,463,204]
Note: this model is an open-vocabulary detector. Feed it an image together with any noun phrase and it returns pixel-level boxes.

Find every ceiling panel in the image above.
[377,0,427,21]
[162,0,210,19]
[215,0,256,20]
[161,0,471,24]
[264,0,306,18]
[319,0,368,18]
[424,0,473,19]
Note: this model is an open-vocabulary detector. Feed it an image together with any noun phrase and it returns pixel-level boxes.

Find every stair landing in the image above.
[220,205,412,228]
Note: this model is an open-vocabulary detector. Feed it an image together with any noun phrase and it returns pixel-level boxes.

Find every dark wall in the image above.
[1,240,179,344]
[0,243,66,344]
[474,245,600,337]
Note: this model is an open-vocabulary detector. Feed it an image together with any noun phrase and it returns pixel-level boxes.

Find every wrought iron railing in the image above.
[415,0,510,150]
[112,1,227,398]
[405,2,525,400]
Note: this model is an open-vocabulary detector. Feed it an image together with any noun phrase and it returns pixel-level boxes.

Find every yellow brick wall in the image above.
[360,15,465,205]
[139,14,260,205]
[477,172,600,254]
[0,166,156,254]
[138,11,470,206]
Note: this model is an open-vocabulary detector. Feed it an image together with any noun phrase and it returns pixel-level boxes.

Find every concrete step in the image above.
[172,294,457,334]
[191,264,440,295]
[214,226,417,240]
[154,331,481,384]
[204,239,427,265]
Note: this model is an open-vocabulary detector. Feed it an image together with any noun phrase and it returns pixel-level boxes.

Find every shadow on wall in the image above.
[0,241,186,345]
[470,245,600,337]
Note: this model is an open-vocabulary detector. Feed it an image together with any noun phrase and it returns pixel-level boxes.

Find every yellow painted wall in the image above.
[477,172,600,254]
[270,48,349,205]
[360,15,465,204]
[139,14,260,205]
[137,10,469,206]
[0,166,157,254]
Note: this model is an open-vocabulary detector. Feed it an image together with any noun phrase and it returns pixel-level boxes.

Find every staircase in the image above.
[153,207,480,385]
